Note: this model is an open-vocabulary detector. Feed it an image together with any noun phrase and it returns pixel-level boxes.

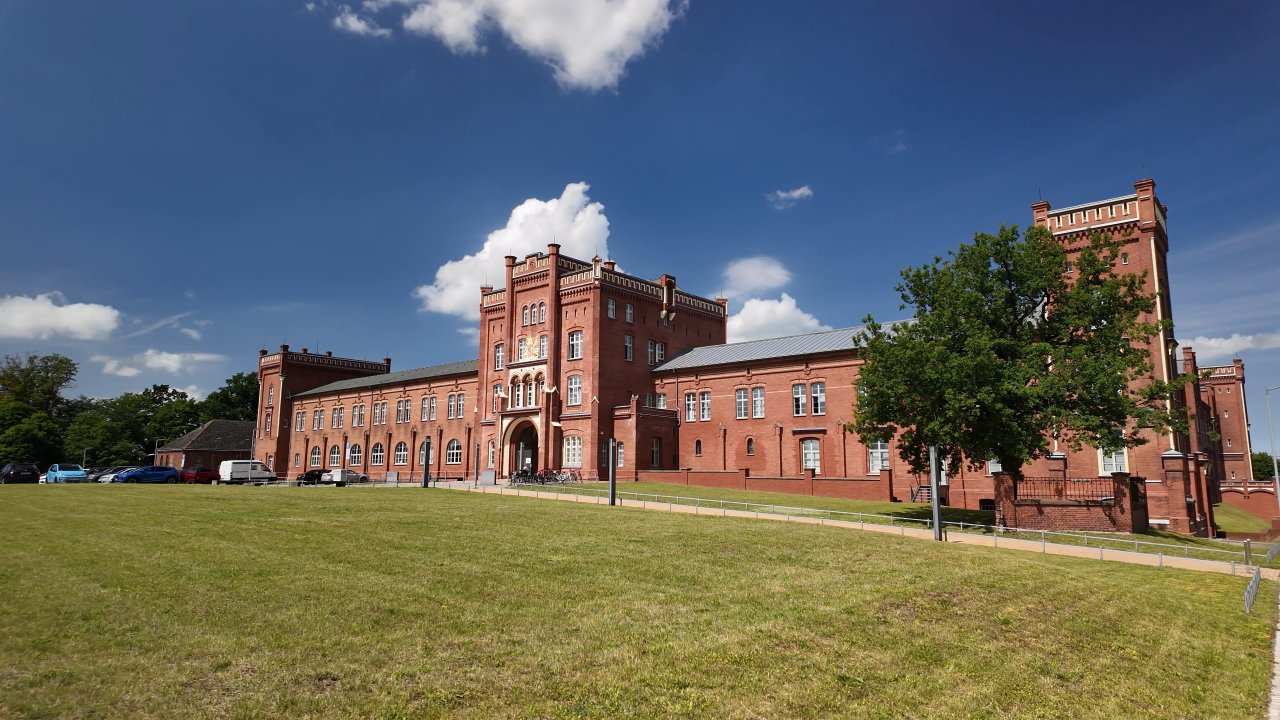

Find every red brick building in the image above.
[251,179,1253,535]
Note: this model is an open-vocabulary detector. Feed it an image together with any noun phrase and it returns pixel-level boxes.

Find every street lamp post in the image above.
[82,447,92,466]
[1266,385,1280,514]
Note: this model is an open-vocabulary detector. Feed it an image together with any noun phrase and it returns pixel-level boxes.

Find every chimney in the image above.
[325,351,333,357]
[603,261,616,271]
[383,357,392,371]
[259,349,268,357]
[280,344,289,353]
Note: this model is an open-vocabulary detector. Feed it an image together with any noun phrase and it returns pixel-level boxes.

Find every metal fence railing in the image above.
[1245,567,1263,613]
[503,483,1277,574]
[1014,476,1117,501]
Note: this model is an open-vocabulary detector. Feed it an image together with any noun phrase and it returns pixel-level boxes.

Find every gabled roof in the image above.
[294,359,479,399]
[653,325,868,372]
[159,419,254,452]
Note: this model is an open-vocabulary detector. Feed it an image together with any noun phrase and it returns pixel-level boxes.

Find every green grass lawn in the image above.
[1214,503,1274,534]
[1,485,1275,719]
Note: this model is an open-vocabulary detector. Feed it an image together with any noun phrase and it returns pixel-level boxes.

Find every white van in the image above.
[216,460,277,485]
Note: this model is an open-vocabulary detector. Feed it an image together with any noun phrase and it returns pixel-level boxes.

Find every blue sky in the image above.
[2,1,1279,451]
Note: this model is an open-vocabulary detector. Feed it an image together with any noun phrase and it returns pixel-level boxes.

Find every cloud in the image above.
[180,328,202,340]
[414,181,610,321]
[726,293,832,343]
[333,4,392,36]
[871,129,908,154]
[0,292,121,340]
[90,355,141,378]
[1185,331,1280,363]
[178,385,205,402]
[140,349,227,374]
[184,289,196,300]
[119,312,192,339]
[764,185,813,210]
[456,326,481,344]
[344,0,685,90]
[721,257,791,300]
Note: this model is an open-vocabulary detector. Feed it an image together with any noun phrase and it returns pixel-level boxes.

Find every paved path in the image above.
[437,482,1278,580]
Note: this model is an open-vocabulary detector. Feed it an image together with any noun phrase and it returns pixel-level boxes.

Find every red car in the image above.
[181,466,220,483]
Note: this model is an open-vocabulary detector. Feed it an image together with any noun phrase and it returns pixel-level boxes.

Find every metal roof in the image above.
[159,419,254,452]
[653,325,869,372]
[294,359,479,398]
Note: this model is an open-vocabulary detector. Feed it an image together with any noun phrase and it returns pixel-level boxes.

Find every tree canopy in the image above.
[1255,452,1277,482]
[850,225,1187,479]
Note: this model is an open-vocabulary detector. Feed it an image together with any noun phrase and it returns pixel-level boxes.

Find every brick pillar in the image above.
[1160,450,1194,535]
[881,467,895,502]
[1110,472,1131,532]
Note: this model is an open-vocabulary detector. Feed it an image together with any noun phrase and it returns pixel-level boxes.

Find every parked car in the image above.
[322,469,367,486]
[46,464,88,483]
[84,467,111,482]
[97,466,136,483]
[181,466,220,483]
[216,460,276,485]
[115,466,180,483]
[294,469,329,485]
[0,463,40,483]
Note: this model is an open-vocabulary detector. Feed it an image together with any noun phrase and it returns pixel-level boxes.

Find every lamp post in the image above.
[1266,385,1280,514]
[82,447,92,466]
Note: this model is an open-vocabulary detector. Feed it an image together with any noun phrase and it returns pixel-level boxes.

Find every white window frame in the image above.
[801,438,821,473]
[348,444,362,466]
[868,440,890,474]
[685,393,697,422]
[329,445,341,466]
[1100,447,1127,474]
[568,330,583,360]
[563,436,583,467]
[625,303,634,323]
[494,344,504,370]
[419,441,431,466]
[539,335,547,359]
[607,299,616,318]
[647,340,656,366]
[567,376,582,406]
[793,384,807,416]
[310,446,322,467]
[752,387,765,418]
[700,391,711,421]
[624,335,633,361]
[811,383,825,415]
[428,397,436,421]
[370,443,385,466]
[393,442,408,466]
[735,389,748,419]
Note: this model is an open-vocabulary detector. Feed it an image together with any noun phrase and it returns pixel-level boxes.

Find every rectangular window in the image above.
[563,436,583,467]
[421,398,429,421]
[987,459,1002,474]
[1121,252,1129,265]
[651,437,661,469]
[793,384,806,416]
[647,340,656,365]
[625,303,634,323]
[429,397,437,421]
[1101,448,1127,474]
[685,393,697,422]
[293,453,299,468]
[567,376,582,405]
[735,388,748,419]
[395,400,403,424]
[802,438,821,473]
[517,338,526,362]
[868,440,889,473]
[607,299,616,319]
[752,387,765,418]
[265,412,272,434]
[700,391,711,421]
[313,409,323,430]
[568,330,583,360]
[456,393,464,418]
[494,344,504,370]
[811,382,825,415]
[655,393,666,409]
[624,335,634,361]
[539,335,547,359]
[295,412,305,432]
[447,395,455,419]
[493,385,502,412]
[617,442,624,468]
[656,342,665,362]
[333,407,344,429]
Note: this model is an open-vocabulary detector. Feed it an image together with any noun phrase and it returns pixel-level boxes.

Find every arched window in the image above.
[446,439,462,464]
[801,438,821,473]
[310,446,322,467]
[394,441,408,466]
[563,436,583,467]
[522,305,529,325]
[419,440,432,466]
[371,443,385,466]
[525,377,535,406]
[539,302,546,323]
[746,437,755,456]
[694,439,702,457]
[328,445,341,466]
[348,443,362,466]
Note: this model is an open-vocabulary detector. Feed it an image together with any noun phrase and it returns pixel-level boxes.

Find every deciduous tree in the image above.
[851,225,1187,480]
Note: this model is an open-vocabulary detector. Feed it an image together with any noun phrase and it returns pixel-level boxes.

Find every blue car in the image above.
[45,464,88,483]
[114,465,180,484]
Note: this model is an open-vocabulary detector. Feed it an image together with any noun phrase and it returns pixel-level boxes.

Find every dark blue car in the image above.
[114,465,180,483]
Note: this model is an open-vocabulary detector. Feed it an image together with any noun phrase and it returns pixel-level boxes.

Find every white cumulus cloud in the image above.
[727,293,832,343]
[765,185,813,210]
[722,257,791,300]
[1185,331,1280,363]
[179,385,205,402]
[180,328,202,341]
[348,0,685,90]
[0,292,120,340]
[333,4,392,36]
[140,349,228,374]
[413,181,611,321]
[91,355,142,378]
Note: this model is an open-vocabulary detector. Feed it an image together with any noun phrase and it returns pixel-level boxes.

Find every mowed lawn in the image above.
[1,486,1275,719]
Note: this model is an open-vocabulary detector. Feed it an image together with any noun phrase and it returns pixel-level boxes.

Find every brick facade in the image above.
[251,179,1248,535]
